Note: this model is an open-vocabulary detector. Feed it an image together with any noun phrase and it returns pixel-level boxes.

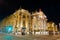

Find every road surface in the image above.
[0,33,60,40]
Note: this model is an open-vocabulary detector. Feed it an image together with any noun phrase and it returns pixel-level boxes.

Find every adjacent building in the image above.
[47,22,58,35]
[32,9,48,35]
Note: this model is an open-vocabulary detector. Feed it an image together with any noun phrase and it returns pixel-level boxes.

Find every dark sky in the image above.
[0,0,60,25]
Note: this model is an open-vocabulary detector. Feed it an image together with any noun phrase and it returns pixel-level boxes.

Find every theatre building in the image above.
[0,9,31,35]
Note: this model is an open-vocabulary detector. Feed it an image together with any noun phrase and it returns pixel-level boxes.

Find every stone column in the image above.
[26,15,29,34]
[20,13,23,34]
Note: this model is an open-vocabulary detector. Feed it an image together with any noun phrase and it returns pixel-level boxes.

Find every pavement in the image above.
[0,33,60,40]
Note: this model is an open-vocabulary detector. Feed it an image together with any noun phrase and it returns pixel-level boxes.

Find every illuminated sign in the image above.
[4,25,13,33]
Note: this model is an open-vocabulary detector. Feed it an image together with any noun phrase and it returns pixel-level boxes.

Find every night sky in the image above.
[0,0,60,25]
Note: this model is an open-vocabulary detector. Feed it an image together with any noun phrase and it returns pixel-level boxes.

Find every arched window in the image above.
[23,15,25,18]
[19,14,21,15]
[27,16,29,18]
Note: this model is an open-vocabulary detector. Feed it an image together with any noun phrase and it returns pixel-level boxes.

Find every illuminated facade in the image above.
[0,8,58,35]
[32,10,49,35]
[12,9,31,35]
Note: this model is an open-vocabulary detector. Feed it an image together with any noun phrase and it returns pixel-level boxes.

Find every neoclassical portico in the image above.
[12,9,31,35]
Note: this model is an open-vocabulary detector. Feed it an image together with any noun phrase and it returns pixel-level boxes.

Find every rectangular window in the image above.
[23,21,25,27]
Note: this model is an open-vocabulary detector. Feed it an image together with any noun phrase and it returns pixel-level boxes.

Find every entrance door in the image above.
[21,27,26,35]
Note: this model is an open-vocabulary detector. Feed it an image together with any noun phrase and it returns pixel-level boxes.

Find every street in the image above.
[0,33,60,40]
